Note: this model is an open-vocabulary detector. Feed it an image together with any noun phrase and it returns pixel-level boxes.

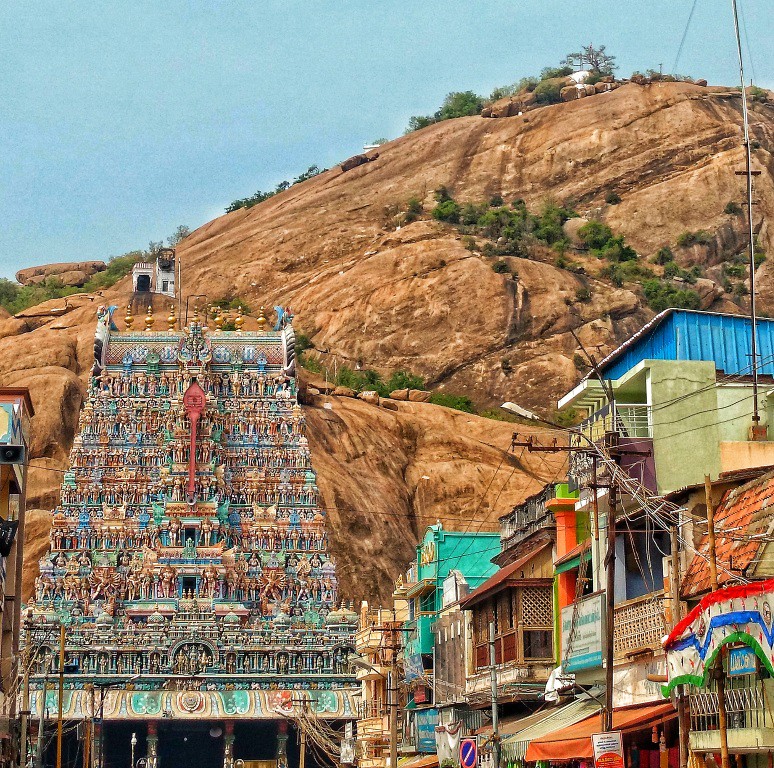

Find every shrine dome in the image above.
[148,611,165,625]
[223,611,241,626]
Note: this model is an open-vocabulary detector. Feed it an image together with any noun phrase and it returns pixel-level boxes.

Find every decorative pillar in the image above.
[276,720,288,768]
[223,721,235,768]
[147,722,158,768]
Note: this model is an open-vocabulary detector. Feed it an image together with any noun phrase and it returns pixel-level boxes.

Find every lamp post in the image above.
[130,733,137,768]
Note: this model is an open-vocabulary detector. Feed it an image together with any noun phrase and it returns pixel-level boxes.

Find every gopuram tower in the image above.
[25,297,357,768]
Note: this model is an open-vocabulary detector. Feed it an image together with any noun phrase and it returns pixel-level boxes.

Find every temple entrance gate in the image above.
[24,304,357,768]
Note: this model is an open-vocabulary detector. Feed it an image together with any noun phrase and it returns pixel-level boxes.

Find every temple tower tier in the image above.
[25,305,357,732]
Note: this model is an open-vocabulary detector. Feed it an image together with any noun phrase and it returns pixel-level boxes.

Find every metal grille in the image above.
[520,586,552,627]
[613,592,665,656]
[690,678,770,733]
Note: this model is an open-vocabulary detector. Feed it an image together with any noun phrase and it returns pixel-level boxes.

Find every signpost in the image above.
[460,738,478,768]
[591,732,624,768]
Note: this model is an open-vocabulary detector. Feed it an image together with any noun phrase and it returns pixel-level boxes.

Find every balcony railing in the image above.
[357,700,387,720]
[580,403,652,442]
[613,591,666,658]
[500,484,554,550]
[690,681,772,733]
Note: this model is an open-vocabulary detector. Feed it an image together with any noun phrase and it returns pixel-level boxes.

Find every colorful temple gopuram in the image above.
[25,294,357,768]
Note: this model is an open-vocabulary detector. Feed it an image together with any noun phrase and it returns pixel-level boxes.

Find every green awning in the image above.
[501,697,601,761]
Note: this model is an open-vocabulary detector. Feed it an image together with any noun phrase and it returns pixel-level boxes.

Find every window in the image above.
[162,280,169,292]
[523,630,553,660]
[181,576,197,595]
[473,586,554,670]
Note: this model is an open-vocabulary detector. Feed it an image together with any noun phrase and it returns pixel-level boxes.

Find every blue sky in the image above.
[0,0,770,279]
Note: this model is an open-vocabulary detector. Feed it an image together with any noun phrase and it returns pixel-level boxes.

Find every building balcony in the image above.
[613,591,666,660]
[356,664,389,682]
[690,683,774,752]
[357,713,389,742]
[356,628,387,653]
[499,484,555,552]
[466,659,554,703]
[580,403,652,442]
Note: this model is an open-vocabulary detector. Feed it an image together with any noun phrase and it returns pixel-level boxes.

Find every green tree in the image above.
[167,225,190,246]
[406,115,436,133]
[434,91,484,120]
[533,78,564,105]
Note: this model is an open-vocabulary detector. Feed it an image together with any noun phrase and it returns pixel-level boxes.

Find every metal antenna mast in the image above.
[731,0,760,429]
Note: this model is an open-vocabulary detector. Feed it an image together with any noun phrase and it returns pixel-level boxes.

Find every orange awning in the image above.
[525,702,676,761]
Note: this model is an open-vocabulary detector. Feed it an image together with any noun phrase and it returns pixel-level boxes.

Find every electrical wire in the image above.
[672,0,700,73]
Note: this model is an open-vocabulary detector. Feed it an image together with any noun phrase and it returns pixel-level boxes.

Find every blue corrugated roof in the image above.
[599,309,774,381]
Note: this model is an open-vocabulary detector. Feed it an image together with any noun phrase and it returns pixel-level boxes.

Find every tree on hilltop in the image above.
[564,44,617,75]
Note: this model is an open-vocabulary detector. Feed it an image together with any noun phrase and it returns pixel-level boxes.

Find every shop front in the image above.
[664,579,774,761]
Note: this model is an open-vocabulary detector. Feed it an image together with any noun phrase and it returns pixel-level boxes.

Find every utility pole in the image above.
[20,621,32,768]
[36,672,49,768]
[55,624,65,768]
[488,622,500,768]
[731,0,762,435]
[705,476,730,768]
[388,621,398,768]
[669,526,688,768]
[603,465,617,734]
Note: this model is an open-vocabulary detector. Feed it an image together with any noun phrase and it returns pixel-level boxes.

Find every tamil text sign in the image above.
[561,592,605,672]
[591,732,624,768]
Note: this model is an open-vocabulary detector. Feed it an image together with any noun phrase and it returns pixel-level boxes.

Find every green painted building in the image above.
[393,524,499,660]
[560,309,774,495]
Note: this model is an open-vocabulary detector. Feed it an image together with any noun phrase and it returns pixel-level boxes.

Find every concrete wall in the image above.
[648,360,721,493]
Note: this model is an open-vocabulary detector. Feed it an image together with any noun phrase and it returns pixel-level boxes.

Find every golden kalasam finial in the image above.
[192,305,200,323]
[167,304,177,332]
[257,306,268,329]
[124,305,134,330]
[144,305,154,331]
[214,307,224,331]
[234,306,245,331]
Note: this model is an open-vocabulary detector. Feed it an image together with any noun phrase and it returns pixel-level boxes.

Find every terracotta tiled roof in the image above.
[681,470,774,599]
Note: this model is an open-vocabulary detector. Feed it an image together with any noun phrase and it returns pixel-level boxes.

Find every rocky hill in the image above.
[4,81,773,600]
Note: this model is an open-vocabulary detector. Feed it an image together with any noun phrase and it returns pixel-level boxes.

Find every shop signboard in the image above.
[591,732,624,768]
[561,592,606,672]
[727,646,757,677]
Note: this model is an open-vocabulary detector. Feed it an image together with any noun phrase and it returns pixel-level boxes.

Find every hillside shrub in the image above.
[642,280,700,312]
[578,220,613,250]
[533,78,564,105]
[654,246,674,265]
[598,235,637,262]
[429,393,476,413]
[677,230,713,248]
[432,200,461,223]
[725,201,742,215]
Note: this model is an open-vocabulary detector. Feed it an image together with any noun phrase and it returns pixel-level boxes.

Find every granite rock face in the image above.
[6,81,774,599]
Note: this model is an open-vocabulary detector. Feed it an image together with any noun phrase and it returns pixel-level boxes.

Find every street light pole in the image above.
[130,733,137,768]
